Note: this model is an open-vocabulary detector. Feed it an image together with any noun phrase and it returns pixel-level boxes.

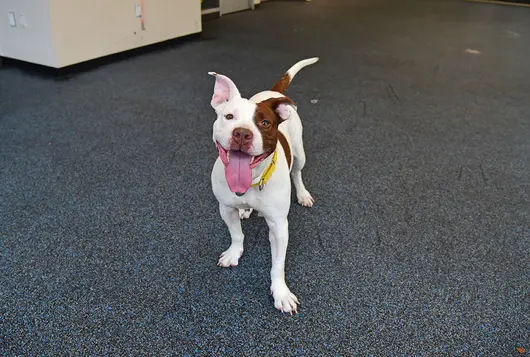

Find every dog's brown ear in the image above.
[260,97,297,121]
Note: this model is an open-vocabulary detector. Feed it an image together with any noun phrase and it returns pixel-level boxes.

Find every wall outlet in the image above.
[8,12,16,27]
[19,14,27,28]
[135,4,142,18]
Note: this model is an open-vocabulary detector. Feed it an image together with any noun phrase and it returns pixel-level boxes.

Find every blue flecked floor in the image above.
[1,0,529,356]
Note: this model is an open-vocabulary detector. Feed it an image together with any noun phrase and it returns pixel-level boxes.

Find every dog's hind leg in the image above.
[239,208,253,220]
[290,134,314,207]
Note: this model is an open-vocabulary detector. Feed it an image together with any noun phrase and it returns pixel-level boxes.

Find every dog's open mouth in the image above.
[216,142,270,194]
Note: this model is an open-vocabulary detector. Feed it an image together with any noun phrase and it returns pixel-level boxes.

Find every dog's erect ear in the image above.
[208,72,241,110]
[260,97,297,121]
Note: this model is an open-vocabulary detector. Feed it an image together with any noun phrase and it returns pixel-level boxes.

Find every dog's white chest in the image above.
[229,196,254,210]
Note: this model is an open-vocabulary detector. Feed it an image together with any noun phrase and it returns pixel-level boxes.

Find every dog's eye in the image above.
[261,120,270,127]
[225,114,234,120]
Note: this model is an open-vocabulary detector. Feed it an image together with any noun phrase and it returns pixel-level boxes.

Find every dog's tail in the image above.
[271,57,319,94]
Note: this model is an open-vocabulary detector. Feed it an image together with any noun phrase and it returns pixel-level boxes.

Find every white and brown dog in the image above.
[208,58,318,314]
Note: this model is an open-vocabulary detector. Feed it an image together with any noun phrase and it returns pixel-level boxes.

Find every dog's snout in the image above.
[232,128,253,146]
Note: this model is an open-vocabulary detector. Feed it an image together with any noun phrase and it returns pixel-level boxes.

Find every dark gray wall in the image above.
[202,0,219,10]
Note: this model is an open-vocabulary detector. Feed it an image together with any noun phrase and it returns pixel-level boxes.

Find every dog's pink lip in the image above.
[249,152,271,168]
[216,142,271,168]
[216,142,230,165]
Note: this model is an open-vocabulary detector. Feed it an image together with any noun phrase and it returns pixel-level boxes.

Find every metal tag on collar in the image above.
[259,178,265,191]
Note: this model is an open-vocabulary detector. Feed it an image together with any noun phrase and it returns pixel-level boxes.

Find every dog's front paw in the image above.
[239,208,253,219]
[271,283,299,314]
[297,190,314,207]
[217,245,244,267]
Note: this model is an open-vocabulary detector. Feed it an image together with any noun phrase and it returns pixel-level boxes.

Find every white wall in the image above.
[0,0,57,67]
[0,0,201,68]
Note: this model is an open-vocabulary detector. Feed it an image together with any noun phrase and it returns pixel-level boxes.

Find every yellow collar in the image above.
[250,148,278,191]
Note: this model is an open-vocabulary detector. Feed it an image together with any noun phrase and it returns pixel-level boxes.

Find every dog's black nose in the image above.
[235,192,245,197]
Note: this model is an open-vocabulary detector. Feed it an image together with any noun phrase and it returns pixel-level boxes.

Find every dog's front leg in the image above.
[217,203,244,267]
[266,216,299,314]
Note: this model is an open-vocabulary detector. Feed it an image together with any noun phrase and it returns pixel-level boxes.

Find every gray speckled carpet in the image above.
[1,0,529,355]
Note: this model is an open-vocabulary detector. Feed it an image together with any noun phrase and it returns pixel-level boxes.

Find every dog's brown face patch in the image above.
[254,103,281,153]
[253,97,295,154]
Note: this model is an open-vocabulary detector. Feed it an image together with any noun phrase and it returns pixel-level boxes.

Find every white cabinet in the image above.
[221,0,252,15]
[0,0,202,68]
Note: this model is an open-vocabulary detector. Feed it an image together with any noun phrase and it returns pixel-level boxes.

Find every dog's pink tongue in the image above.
[225,151,253,194]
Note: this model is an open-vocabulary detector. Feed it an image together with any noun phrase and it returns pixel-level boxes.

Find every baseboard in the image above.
[202,11,221,21]
[0,32,201,79]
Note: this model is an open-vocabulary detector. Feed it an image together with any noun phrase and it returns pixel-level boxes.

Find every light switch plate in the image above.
[8,12,16,27]
[19,14,27,28]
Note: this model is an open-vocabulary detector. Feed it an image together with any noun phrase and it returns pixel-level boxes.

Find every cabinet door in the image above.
[221,0,250,14]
